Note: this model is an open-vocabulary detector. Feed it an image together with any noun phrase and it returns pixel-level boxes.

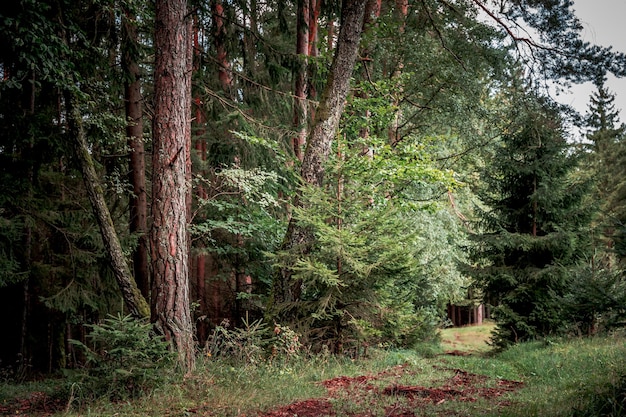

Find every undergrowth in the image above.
[2,323,626,416]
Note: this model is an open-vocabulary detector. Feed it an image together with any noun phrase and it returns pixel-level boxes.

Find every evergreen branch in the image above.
[17,207,79,278]
[205,10,289,60]
[202,86,297,135]
[435,121,514,166]
[470,0,583,66]
[421,0,467,71]
[198,50,320,106]
[391,81,448,146]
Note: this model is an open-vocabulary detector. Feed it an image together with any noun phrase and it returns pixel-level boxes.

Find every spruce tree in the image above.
[468,91,592,349]
[584,78,626,258]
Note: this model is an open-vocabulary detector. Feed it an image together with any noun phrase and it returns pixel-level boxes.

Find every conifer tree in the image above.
[584,77,626,258]
[151,0,196,372]
[467,91,592,349]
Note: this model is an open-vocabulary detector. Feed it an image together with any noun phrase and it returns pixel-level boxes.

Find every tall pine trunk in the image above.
[151,0,195,372]
[122,9,150,299]
[272,0,367,307]
[292,0,310,161]
[307,0,321,120]
[212,0,232,89]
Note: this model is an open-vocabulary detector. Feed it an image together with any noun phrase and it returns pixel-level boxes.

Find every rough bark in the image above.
[212,0,232,90]
[272,0,367,307]
[122,9,150,299]
[307,0,321,116]
[308,0,321,57]
[300,0,367,188]
[65,92,150,319]
[152,0,195,372]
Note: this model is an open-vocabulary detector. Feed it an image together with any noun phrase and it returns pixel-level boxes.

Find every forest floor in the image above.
[2,322,625,416]
[258,363,523,417]
[258,322,518,417]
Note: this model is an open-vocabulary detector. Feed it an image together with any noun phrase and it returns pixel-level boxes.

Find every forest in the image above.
[2,0,626,414]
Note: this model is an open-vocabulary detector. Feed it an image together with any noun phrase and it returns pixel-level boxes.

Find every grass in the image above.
[2,324,626,416]
[439,320,496,353]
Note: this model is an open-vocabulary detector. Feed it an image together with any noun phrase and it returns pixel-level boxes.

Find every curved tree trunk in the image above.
[300,0,367,187]
[65,92,150,319]
[272,0,367,307]
[152,0,195,373]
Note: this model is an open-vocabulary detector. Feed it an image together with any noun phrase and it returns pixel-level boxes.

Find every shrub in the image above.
[205,318,301,365]
[68,314,175,402]
[562,259,626,336]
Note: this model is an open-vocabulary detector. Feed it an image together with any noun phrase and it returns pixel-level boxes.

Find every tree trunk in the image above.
[152,0,195,373]
[307,0,321,120]
[292,0,310,161]
[122,9,150,299]
[212,0,232,90]
[300,0,366,188]
[308,0,321,57]
[272,0,367,307]
[65,91,149,319]
[388,0,408,146]
[192,15,209,344]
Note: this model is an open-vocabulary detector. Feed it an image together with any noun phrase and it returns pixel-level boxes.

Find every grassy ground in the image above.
[2,324,626,416]
[439,320,496,353]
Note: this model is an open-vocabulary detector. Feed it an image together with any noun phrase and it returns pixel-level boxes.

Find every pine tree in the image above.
[468,91,592,349]
[151,0,196,372]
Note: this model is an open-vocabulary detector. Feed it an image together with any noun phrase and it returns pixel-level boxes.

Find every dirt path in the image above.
[259,324,512,417]
[259,361,523,417]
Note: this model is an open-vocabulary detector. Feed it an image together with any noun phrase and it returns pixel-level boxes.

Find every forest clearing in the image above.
[3,0,626,415]
[2,322,626,416]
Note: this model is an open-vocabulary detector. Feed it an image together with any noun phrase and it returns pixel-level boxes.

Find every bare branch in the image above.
[470,0,559,54]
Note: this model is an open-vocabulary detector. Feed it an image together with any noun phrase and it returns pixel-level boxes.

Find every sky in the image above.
[559,0,626,118]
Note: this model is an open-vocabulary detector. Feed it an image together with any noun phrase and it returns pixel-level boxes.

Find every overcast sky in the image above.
[559,0,626,119]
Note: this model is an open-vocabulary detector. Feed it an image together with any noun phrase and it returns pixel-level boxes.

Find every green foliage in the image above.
[583,78,626,263]
[3,0,626,376]
[272,124,467,350]
[0,0,77,90]
[0,0,144,373]
[190,163,286,294]
[467,91,593,349]
[500,0,626,83]
[288,186,424,349]
[561,256,626,335]
[206,318,301,365]
[68,314,175,402]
